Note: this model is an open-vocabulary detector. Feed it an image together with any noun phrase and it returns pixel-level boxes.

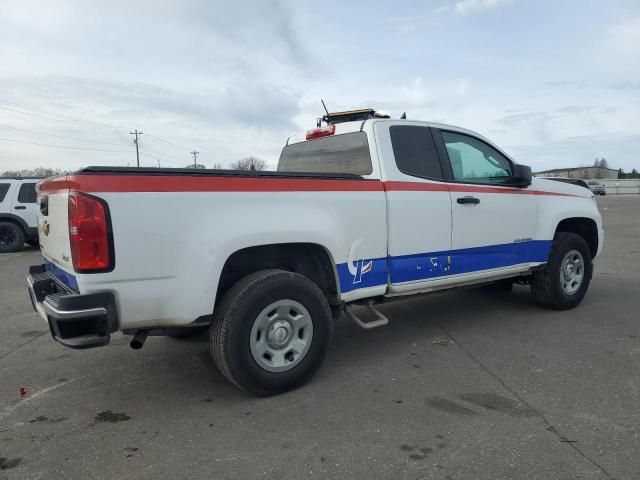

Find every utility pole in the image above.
[191,150,200,168]
[130,130,143,167]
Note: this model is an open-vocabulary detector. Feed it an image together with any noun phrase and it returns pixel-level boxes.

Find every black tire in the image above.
[167,325,210,338]
[26,238,40,247]
[0,221,25,253]
[531,232,593,310]
[210,269,332,396]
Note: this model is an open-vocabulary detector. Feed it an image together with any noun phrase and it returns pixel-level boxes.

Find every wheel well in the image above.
[0,216,26,233]
[216,243,340,306]
[555,217,598,258]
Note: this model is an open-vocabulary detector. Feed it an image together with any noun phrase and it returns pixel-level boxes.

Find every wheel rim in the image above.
[0,225,18,248]
[250,299,313,373]
[560,249,585,295]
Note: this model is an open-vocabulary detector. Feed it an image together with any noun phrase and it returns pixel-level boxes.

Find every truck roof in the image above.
[285,118,496,149]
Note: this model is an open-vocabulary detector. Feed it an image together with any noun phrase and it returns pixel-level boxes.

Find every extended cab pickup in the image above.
[28,116,603,395]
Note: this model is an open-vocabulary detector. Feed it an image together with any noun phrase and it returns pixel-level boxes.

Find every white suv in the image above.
[0,178,42,253]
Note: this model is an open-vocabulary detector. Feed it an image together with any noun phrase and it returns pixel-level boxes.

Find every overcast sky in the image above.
[1,0,639,172]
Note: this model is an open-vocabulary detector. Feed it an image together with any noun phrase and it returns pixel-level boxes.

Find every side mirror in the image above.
[510,164,532,188]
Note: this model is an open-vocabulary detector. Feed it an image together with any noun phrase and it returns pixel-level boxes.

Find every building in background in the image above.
[534,166,619,179]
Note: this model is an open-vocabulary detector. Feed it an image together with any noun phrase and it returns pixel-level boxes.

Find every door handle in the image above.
[14,206,26,210]
[457,196,480,205]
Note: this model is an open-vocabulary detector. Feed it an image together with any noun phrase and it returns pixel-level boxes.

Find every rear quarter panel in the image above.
[80,186,387,329]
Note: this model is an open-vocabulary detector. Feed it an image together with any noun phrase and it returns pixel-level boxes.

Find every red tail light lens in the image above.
[306,124,335,140]
[68,192,113,272]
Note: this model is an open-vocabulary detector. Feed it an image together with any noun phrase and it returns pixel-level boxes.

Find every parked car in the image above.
[0,177,41,253]
[27,110,603,396]
[587,181,606,195]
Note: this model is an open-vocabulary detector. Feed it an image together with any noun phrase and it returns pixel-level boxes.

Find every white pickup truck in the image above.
[28,110,603,395]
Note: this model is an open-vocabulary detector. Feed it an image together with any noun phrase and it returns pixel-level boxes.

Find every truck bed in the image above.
[78,166,365,181]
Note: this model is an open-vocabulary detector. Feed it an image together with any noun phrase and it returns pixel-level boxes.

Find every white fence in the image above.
[598,179,640,195]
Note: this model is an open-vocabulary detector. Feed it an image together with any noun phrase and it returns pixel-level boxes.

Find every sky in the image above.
[0,0,639,172]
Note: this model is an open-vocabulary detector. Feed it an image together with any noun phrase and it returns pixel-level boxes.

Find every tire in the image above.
[26,238,40,247]
[0,222,25,253]
[167,325,210,338]
[210,269,332,396]
[531,232,593,310]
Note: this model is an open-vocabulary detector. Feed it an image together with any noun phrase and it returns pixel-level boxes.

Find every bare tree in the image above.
[1,167,67,177]
[593,157,609,169]
[230,156,267,171]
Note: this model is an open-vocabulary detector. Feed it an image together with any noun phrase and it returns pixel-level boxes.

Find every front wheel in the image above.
[0,222,25,253]
[531,232,593,310]
[210,269,332,396]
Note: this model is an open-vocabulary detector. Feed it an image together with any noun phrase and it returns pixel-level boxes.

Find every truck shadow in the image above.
[150,284,545,399]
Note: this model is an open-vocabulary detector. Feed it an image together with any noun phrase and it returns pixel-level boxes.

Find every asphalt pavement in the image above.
[1,195,639,480]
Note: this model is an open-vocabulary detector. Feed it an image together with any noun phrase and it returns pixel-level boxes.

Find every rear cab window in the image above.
[278,132,373,175]
[18,183,37,203]
[0,183,10,203]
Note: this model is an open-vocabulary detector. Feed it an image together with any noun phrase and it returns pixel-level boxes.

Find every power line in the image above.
[144,133,190,151]
[0,105,124,133]
[0,98,197,161]
[0,97,127,131]
[0,137,129,152]
[0,125,129,147]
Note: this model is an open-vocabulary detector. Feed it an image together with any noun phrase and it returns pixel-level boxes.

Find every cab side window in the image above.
[441,131,512,184]
[390,125,444,180]
[0,183,9,203]
[18,183,37,203]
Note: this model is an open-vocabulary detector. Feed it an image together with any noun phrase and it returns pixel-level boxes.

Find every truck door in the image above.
[374,122,453,289]
[432,128,539,276]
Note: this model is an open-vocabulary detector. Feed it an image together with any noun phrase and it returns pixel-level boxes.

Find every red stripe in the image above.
[37,174,580,198]
[384,180,578,197]
[384,181,449,192]
[38,175,385,194]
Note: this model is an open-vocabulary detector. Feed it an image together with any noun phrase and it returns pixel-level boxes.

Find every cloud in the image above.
[508,133,640,172]
[453,0,513,15]
[606,16,640,56]
[0,75,301,170]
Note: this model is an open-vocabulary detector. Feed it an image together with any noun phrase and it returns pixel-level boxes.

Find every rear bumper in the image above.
[27,264,118,349]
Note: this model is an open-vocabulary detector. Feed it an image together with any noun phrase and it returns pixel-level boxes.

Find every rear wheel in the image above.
[0,222,24,253]
[531,232,592,310]
[210,269,332,396]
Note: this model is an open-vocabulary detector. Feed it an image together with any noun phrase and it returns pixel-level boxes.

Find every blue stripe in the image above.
[337,258,388,293]
[337,241,551,292]
[44,260,79,292]
[388,240,551,284]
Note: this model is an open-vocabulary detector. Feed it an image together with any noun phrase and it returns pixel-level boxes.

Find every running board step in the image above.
[345,301,389,330]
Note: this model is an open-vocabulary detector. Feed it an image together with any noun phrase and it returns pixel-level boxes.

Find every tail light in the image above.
[306,124,335,140]
[68,192,114,273]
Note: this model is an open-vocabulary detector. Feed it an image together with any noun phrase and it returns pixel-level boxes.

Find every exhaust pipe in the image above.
[130,330,149,350]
